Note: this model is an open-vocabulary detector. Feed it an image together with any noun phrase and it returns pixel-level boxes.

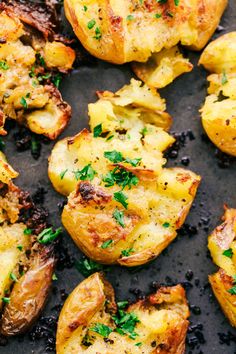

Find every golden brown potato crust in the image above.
[56,272,189,354]
[64,0,227,64]
[208,208,236,327]
[199,32,236,156]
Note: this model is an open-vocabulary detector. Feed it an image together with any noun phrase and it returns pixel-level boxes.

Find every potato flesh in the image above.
[132,46,193,89]
[0,223,30,309]
[64,0,227,64]
[199,32,236,156]
[57,273,189,354]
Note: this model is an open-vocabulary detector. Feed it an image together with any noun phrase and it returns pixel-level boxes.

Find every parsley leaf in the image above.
[121,248,134,257]
[94,27,102,40]
[228,285,236,295]
[222,70,228,85]
[112,310,140,339]
[113,208,125,228]
[52,73,62,88]
[104,150,123,163]
[0,60,9,70]
[114,191,128,209]
[17,245,23,251]
[73,164,97,181]
[20,96,28,109]
[117,301,129,309]
[162,222,170,228]
[52,273,58,281]
[2,297,10,304]
[101,239,113,249]
[93,123,103,137]
[222,248,233,258]
[60,169,68,180]
[126,15,134,21]
[154,13,162,18]
[174,0,180,5]
[9,273,17,282]
[103,167,139,190]
[37,227,62,244]
[75,257,109,277]
[88,19,96,29]
[90,323,113,337]
[24,228,32,235]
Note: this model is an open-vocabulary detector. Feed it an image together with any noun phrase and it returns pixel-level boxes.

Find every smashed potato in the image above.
[208,207,236,327]
[132,46,193,88]
[48,79,200,266]
[199,32,236,156]
[56,272,190,354]
[0,3,75,138]
[0,153,56,336]
[65,0,227,65]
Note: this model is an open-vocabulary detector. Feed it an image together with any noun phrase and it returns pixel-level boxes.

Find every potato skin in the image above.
[0,244,56,336]
[208,208,236,327]
[64,0,227,64]
[56,272,189,354]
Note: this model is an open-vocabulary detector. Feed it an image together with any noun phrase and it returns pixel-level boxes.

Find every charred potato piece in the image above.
[0,244,55,336]
[0,156,56,335]
[132,46,193,89]
[0,7,75,138]
[49,80,200,266]
[56,272,189,354]
[208,208,236,327]
[64,0,227,65]
[199,32,236,156]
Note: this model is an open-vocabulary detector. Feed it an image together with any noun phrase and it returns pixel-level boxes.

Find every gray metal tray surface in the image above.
[1,1,236,353]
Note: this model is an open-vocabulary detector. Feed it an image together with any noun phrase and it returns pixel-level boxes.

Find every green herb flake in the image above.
[90,323,113,337]
[141,127,148,136]
[52,73,62,88]
[73,164,97,181]
[93,123,103,137]
[17,245,23,251]
[37,53,46,67]
[9,273,17,282]
[2,297,10,304]
[135,342,142,346]
[104,150,123,163]
[126,15,134,21]
[106,135,114,141]
[101,239,113,249]
[114,191,128,209]
[124,157,141,167]
[87,19,96,29]
[222,248,233,258]
[94,27,102,40]
[166,11,174,18]
[37,227,62,244]
[228,285,236,295]
[0,60,9,70]
[75,257,108,277]
[121,248,134,257]
[113,208,125,228]
[103,167,139,190]
[83,5,88,11]
[154,13,162,18]
[52,273,58,281]
[117,301,129,309]
[162,222,170,228]
[222,70,228,85]
[24,228,32,235]
[112,310,140,339]
[174,0,180,5]
[20,96,28,109]
[60,169,68,180]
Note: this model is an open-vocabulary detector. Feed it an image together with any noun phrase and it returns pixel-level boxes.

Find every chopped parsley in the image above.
[75,257,108,277]
[103,167,139,190]
[228,275,236,295]
[114,191,128,209]
[117,301,129,309]
[83,5,88,11]
[113,208,125,228]
[112,310,140,339]
[90,323,113,337]
[60,169,68,180]
[163,222,170,228]
[106,135,114,141]
[222,248,233,258]
[20,96,28,109]
[17,245,23,251]
[0,60,9,70]
[101,239,113,249]
[24,228,32,235]
[52,273,58,281]
[93,123,103,137]
[9,273,17,282]
[126,15,134,21]
[73,164,97,181]
[87,19,96,29]
[140,127,148,136]
[121,248,134,257]
[52,73,62,88]
[154,13,162,18]
[174,0,180,5]
[156,0,168,3]
[36,53,46,67]
[2,297,10,304]
[222,70,228,85]
[94,27,102,40]
[135,342,142,346]
[37,227,62,244]
[104,150,123,163]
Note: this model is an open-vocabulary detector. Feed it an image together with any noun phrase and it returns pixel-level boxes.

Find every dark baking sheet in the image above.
[1,1,236,353]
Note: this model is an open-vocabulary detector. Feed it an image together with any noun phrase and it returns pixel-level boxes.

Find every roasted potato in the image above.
[132,46,193,89]
[0,4,75,138]
[48,80,200,266]
[199,32,236,156]
[56,272,190,354]
[0,154,56,336]
[64,0,227,65]
[208,207,236,327]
